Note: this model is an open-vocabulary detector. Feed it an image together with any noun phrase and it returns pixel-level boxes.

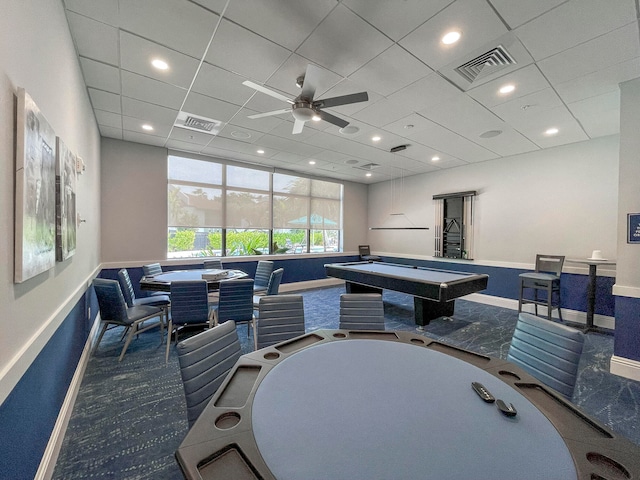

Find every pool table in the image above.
[325,261,489,327]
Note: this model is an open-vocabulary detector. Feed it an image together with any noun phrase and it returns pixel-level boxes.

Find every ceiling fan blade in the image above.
[317,110,349,128]
[248,108,291,119]
[300,64,322,100]
[242,80,294,104]
[313,92,369,109]
[292,119,305,134]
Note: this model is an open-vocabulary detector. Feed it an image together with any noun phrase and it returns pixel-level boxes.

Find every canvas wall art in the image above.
[55,137,77,261]
[15,88,57,283]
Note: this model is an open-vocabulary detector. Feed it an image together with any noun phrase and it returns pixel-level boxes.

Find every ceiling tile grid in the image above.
[62,0,640,184]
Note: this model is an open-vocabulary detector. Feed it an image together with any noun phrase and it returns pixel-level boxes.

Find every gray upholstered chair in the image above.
[339,293,385,330]
[177,320,242,427]
[253,267,284,308]
[117,268,170,324]
[518,254,565,321]
[253,260,274,294]
[167,280,211,363]
[212,278,256,346]
[256,294,305,350]
[93,278,164,361]
[203,259,223,270]
[507,312,585,400]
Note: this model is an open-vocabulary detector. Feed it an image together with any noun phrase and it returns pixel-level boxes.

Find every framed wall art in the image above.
[15,88,56,283]
[55,137,77,261]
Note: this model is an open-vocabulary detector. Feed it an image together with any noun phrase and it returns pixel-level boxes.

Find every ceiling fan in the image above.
[242,64,368,134]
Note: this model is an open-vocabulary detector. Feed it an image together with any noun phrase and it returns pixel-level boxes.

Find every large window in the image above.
[167,155,343,258]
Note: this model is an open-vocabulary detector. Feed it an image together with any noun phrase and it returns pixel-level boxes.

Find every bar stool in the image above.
[518,254,565,322]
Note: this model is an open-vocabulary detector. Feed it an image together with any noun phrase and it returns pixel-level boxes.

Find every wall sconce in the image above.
[76,213,86,227]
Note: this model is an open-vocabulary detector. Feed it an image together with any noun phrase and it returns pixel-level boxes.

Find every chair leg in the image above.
[555,286,563,323]
[253,319,258,351]
[533,287,538,316]
[165,319,173,364]
[93,323,109,353]
[119,323,139,362]
[518,280,524,313]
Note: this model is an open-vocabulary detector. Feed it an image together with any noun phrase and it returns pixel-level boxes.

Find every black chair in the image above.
[339,293,385,330]
[359,245,381,262]
[117,268,170,324]
[203,259,223,270]
[256,295,305,350]
[212,278,256,345]
[518,254,565,321]
[507,313,585,400]
[253,260,274,294]
[253,267,284,308]
[93,278,164,361]
[177,320,242,427]
[167,280,211,363]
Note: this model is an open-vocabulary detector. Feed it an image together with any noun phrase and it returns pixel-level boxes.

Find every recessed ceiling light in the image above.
[442,31,461,45]
[365,172,372,177]
[309,160,316,165]
[142,124,153,131]
[499,84,515,94]
[257,149,265,154]
[372,135,381,142]
[151,59,169,70]
[431,156,440,161]
[312,114,321,121]
[545,127,559,136]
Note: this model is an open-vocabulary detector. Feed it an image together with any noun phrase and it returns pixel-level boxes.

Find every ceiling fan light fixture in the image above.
[292,104,315,122]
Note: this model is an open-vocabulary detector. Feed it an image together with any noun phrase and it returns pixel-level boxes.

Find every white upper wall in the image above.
[0,0,101,402]
[368,135,619,267]
[100,138,370,263]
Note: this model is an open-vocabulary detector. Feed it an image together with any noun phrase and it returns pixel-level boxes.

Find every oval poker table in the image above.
[175,329,640,480]
[139,268,247,293]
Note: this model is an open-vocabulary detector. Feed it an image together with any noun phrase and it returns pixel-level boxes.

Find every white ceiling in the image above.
[63,0,640,184]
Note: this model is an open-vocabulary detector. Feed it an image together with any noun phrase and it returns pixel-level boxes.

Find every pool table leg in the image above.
[414,298,455,329]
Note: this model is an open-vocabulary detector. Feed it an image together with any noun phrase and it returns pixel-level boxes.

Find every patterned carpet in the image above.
[53,286,640,479]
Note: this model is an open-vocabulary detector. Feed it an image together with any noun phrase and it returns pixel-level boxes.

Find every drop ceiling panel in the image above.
[227,108,285,134]
[473,127,539,157]
[568,91,621,138]
[387,73,461,114]
[205,19,291,83]
[121,71,187,110]
[216,125,265,144]
[121,98,179,126]
[399,0,508,71]
[490,88,565,125]
[257,135,324,157]
[296,4,394,77]
[342,0,454,42]
[123,130,167,147]
[489,0,566,29]
[123,115,172,137]
[467,64,551,108]
[351,98,415,128]
[95,109,122,129]
[66,11,119,65]
[508,105,589,147]
[168,126,217,146]
[165,139,207,153]
[120,0,219,58]
[64,0,119,26]
[537,23,640,85]
[317,79,383,117]
[120,32,201,88]
[80,58,121,94]
[99,124,123,139]
[181,92,242,123]
[422,94,504,140]
[515,0,637,61]
[223,0,336,51]
[207,136,277,157]
[191,63,254,106]
[348,45,433,97]
[88,88,121,114]
[265,56,343,99]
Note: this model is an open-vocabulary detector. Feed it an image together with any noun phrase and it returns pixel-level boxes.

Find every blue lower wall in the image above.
[0,289,96,480]
[614,296,640,362]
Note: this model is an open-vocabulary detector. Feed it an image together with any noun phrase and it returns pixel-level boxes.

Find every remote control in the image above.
[496,399,517,417]
[471,382,495,403]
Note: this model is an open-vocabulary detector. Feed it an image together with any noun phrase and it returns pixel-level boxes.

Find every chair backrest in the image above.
[170,280,210,326]
[339,293,385,330]
[359,245,372,256]
[217,278,255,323]
[142,262,163,277]
[93,278,129,325]
[535,255,565,277]
[117,268,137,307]
[265,268,284,296]
[507,312,584,400]
[254,261,274,288]
[203,259,223,270]
[257,295,305,349]
[177,320,242,427]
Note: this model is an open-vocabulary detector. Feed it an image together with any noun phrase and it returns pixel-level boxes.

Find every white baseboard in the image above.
[610,355,640,382]
[35,315,102,480]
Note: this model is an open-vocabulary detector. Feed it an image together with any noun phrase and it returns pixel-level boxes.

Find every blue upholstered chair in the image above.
[142,262,163,277]
[507,312,585,400]
[117,269,170,324]
[93,278,164,361]
[211,278,256,345]
[167,280,211,363]
[253,268,284,308]
[177,320,242,427]
[253,260,274,294]
[256,294,305,350]
[518,254,565,322]
[203,259,223,270]
[339,293,385,330]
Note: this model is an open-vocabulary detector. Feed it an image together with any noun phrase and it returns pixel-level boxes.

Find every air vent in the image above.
[174,111,222,135]
[356,163,380,171]
[455,45,516,83]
